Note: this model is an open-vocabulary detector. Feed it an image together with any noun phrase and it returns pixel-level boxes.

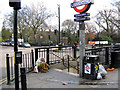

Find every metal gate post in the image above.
[31,50,34,70]
[73,45,77,59]
[46,48,49,64]
[68,55,70,72]
[35,48,38,62]
[105,47,109,65]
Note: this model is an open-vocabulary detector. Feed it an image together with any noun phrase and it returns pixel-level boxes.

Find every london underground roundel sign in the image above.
[71,0,93,13]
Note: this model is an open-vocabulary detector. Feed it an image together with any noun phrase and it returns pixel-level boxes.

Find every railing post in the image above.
[31,50,34,70]
[91,49,96,55]
[105,47,109,65]
[62,57,64,65]
[77,62,79,74]
[35,48,38,62]
[6,54,10,85]
[91,49,94,55]
[68,55,69,72]
[46,48,49,64]
[20,67,27,90]
[73,45,76,59]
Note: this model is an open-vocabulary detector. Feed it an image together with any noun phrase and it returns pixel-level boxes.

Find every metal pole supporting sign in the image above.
[9,0,21,90]
[71,0,94,78]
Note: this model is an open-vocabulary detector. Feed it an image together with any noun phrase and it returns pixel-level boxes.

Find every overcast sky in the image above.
[0,0,117,31]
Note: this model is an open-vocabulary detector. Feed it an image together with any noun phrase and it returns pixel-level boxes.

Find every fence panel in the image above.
[6,51,33,82]
[35,46,75,65]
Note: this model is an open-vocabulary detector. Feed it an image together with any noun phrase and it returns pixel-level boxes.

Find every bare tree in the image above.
[85,23,96,42]
[110,1,120,30]
[3,2,54,44]
[95,9,117,38]
[4,12,14,33]
[61,19,78,45]
[62,19,77,32]
[18,3,53,44]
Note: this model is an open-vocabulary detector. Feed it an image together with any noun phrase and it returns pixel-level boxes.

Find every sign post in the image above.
[71,0,93,78]
[9,0,21,90]
[79,22,85,77]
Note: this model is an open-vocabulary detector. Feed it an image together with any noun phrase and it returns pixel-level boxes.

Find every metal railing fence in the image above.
[5,46,120,84]
[6,50,34,84]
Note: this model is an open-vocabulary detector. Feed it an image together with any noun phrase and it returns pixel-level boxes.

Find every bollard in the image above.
[6,54,10,85]
[20,68,27,90]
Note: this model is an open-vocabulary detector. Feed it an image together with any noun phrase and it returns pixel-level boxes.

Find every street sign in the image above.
[71,0,94,13]
[74,13,90,17]
[71,0,94,8]
[74,17,90,22]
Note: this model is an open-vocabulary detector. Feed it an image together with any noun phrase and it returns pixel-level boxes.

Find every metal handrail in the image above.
[62,54,80,63]
[49,52,80,73]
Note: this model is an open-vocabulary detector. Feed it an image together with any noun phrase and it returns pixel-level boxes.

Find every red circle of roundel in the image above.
[73,0,91,13]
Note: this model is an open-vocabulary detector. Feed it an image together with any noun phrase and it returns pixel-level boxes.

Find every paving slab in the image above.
[2,68,119,89]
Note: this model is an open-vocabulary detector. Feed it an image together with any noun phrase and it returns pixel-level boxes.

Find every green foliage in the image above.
[0,33,1,42]
[111,33,120,43]
[93,33,113,44]
[101,35,112,42]
[1,28,11,41]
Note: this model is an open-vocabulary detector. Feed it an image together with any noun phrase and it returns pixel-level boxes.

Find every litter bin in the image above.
[83,55,99,80]
[111,51,120,68]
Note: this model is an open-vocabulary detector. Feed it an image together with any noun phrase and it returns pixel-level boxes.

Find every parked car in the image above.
[11,42,14,46]
[24,43,31,48]
[115,43,120,46]
[6,42,11,46]
[19,42,31,48]
[18,42,24,47]
[1,42,7,46]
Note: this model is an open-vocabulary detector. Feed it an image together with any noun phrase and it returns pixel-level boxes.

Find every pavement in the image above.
[1,64,119,89]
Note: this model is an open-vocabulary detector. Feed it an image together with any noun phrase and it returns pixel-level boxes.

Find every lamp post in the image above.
[9,0,21,90]
[58,4,60,44]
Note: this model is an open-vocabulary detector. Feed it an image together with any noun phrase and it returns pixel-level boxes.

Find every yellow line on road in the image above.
[0,78,7,85]
[0,78,6,82]
[0,74,15,85]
